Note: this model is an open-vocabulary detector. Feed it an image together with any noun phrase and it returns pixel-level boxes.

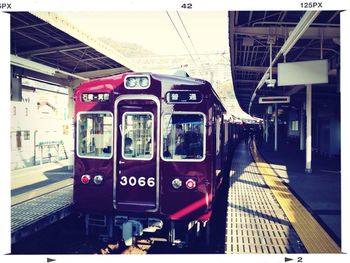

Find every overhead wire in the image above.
[165,11,198,68]
[176,11,217,75]
[176,11,202,63]
[166,11,232,107]
[167,11,220,77]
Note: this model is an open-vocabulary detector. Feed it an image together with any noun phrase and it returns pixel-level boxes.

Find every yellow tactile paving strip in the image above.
[225,142,305,253]
[250,140,341,253]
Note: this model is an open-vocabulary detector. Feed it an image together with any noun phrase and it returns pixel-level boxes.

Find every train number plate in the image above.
[119,176,155,187]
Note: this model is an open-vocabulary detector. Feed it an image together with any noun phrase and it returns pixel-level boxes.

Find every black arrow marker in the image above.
[285,257,293,262]
[47,258,56,263]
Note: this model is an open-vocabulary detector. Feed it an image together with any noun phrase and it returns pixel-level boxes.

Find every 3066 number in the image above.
[120,176,155,187]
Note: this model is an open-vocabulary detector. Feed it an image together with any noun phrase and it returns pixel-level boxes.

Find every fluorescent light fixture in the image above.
[11,54,87,80]
[281,11,320,56]
[11,54,56,76]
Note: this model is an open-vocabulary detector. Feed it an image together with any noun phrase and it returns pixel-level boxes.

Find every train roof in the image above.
[76,72,226,112]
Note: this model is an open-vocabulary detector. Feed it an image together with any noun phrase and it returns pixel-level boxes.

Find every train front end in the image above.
[73,73,224,246]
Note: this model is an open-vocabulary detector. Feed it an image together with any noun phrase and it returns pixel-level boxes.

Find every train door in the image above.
[114,96,159,212]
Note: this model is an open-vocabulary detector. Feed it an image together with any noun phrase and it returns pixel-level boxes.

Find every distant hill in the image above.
[99,38,157,58]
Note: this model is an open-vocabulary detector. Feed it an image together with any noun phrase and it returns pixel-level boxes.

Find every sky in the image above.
[57,11,252,118]
[57,11,229,56]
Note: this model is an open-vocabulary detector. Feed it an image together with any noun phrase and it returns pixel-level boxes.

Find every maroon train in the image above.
[73,72,241,246]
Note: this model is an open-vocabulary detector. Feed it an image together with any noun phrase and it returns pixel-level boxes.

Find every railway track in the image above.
[11,214,218,254]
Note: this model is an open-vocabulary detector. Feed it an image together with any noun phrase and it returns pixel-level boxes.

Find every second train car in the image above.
[73,72,239,246]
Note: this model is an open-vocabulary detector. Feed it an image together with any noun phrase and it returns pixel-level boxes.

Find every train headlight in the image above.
[81,174,91,184]
[93,175,104,185]
[125,77,136,87]
[172,178,182,189]
[139,77,149,87]
[185,179,196,190]
[125,75,150,89]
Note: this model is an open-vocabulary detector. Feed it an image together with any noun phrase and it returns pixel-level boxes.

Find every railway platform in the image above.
[11,160,73,244]
[257,139,341,244]
[225,140,341,254]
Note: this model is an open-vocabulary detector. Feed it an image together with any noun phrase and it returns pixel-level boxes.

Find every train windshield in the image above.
[122,112,153,160]
[162,113,205,161]
[77,112,113,159]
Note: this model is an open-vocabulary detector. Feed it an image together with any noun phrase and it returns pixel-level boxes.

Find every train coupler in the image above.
[115,216,163,246]
[122,220,143,246]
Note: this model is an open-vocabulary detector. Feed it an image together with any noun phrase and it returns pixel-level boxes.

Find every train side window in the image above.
[162,113,205,161]
[122,112,153,160]
[77,112,113,159]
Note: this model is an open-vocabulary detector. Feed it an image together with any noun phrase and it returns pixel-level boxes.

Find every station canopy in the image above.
[228,11,340,116]
[10,12,135,85]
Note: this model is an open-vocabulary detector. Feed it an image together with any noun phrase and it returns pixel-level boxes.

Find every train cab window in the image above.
[122,113,153,160]
[162,113,205,161]
[77,112,113,159]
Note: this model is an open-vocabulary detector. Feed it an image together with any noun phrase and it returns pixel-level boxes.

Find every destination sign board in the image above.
[259,96,290,104]
[165,91,202,104]
[81,93,110,102]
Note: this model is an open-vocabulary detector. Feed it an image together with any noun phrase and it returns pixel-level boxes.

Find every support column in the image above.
[305,84,312,173]
[300,103,305,151]
[264,115,268,142]
[274,104,278,151]
[266,118,269,143]
[266,106,272,143]
[40,146,43,165]
[11,69,22,102]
